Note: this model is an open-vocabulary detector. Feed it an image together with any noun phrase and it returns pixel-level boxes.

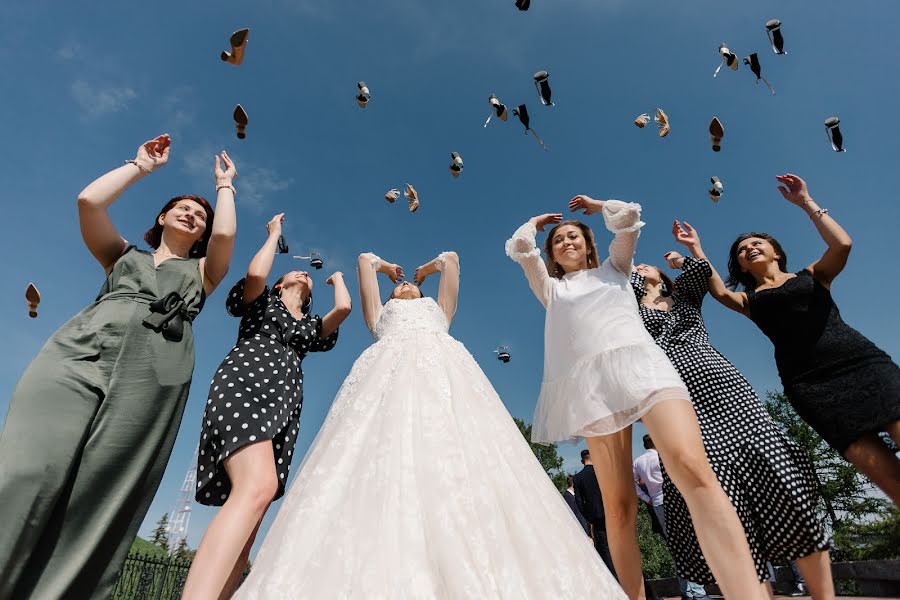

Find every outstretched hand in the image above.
[266,213,285,237]
[529,213,563,232]
[672,220,700,248]
[568,195,603,215]
[775,173,811,206]
[135,134,171,172]
[215,150,238,185]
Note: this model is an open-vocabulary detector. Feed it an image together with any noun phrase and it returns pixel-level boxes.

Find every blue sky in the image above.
[1,0,898,556]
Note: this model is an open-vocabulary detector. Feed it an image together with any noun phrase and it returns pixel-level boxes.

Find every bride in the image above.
[233,251,625,599]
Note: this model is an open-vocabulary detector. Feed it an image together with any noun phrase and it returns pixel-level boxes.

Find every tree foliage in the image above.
[172,537,195,562]
[513,417,568,491]
[636,503,676,579]
[151,513,170,553]
[764,391,897,561]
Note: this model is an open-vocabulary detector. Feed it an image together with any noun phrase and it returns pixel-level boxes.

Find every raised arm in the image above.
[357,253,404,332]
[77,134,170,273]
[319,272,352,339]
[504,214,561,308]
[414,251,460,324]
[776,174,852,288]
[673,220,750,316]
[569,196,644,274]
[200,151,238,295]
[242,213,284,306]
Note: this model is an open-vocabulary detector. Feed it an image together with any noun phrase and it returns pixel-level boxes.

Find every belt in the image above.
[142,292,190,342]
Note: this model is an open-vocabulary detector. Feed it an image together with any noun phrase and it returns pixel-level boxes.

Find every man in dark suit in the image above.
[563,475,590,536]
[573,449,616,578]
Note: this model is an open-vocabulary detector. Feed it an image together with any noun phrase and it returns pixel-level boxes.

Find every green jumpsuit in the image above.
[0,246,205,599]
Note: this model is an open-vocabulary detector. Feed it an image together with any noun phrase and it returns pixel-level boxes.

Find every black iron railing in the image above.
[111,552,248,599]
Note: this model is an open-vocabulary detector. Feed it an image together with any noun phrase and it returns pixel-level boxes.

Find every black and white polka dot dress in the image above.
[195,278,339,506]
[631,257,829,584]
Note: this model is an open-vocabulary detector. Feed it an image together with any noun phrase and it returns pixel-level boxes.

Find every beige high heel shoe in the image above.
[25,282,41,318]
[221,28,250,65]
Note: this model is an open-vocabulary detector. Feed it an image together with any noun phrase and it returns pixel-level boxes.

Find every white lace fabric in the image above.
[505,202,687,443]
[233,297,625,599]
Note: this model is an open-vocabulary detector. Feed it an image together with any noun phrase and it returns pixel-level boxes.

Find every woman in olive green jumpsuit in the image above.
[0,134,237,599]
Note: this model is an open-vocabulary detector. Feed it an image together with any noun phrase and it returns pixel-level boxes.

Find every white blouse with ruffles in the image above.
[506,200,688,443]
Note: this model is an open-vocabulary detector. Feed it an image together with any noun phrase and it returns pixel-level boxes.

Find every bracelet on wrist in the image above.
[809,207,829,219]
[125,159,152,174]
[216,184,236,195]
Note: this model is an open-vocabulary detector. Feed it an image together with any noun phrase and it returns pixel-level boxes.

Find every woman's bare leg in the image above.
[642,397,767,600]
[795,550,835,600]
[585,428,644,600]
[843,433,900,506]
[217,516,265,600]
[182,441,279,600]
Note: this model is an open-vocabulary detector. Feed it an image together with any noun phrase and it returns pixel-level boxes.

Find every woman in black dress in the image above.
[182,213,351,599]
[630,245,831,597]
[686,173,899,507]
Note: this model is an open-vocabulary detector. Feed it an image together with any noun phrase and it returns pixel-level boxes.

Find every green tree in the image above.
[513,417,568,491]
[636,503,675,579]
[764,391,895,560]
[150,513,170,553]
[172,537,194,562]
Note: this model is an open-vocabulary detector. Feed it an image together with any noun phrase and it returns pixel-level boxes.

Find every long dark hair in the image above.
[725,232,789,290]
[144,195,215,258]
[543,220,600,279]
[274,273,312,313]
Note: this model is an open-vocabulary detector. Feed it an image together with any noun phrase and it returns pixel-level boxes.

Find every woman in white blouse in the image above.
[506,196,765,600]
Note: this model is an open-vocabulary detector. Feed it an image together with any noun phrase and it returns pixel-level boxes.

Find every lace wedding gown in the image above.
[234,297,624,599]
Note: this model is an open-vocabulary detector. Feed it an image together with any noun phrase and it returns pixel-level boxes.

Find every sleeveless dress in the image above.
[233,297,625,599]
[505,201,688,442]
[631,257,829,584]
[196,278,339,506]
[746,269,900,453]
[0,246,205,599]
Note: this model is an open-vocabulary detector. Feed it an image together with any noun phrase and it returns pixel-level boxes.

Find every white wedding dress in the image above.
[234,297,625,599]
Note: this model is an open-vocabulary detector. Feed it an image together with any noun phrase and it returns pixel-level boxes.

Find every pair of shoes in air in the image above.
[385,184,419,212]
[634,109,669,137]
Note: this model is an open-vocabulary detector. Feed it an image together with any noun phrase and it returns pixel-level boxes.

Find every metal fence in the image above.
[111,552,248,600]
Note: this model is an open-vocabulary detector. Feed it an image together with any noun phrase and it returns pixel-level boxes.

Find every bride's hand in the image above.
[529,213,563,232]
[383,262,404,283]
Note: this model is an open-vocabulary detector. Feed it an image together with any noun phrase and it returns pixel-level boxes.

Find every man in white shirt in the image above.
[633,435,709,600]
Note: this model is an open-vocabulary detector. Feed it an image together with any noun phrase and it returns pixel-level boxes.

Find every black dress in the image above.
[196,278,339,506]
[746,268,900,454]
[631,257,829,584]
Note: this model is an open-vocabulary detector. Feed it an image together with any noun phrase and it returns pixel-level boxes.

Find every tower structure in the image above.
[166,448,198,552]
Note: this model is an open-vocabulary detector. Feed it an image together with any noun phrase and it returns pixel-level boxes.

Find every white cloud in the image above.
[70,80,137,117]
[182,145,293,212]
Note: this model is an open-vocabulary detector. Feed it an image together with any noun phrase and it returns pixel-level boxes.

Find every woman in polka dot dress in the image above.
[631,224,832,597]
[182,213,350,599]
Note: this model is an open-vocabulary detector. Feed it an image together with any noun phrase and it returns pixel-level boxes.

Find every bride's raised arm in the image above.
[415,251,459,324]
[357,252,404,332]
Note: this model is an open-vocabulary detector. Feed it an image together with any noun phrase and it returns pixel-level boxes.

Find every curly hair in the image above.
[143,195,215,258]
[725,232,789,290]
[543,220,600,279]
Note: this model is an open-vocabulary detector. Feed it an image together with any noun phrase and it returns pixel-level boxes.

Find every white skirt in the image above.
[532,342,689,443]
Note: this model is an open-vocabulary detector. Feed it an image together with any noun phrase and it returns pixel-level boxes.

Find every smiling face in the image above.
[544,221,598,277]
[391,281,422,300]
[725,232,789,289]
[159,199,209,242]
[277,270,313,295]
[735,236,780,272]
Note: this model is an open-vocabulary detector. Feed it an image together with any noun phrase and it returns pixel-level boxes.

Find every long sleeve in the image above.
[633,462,651,503]
[602,200,644,275]
[505,221,555,308]
[674,256,713,307]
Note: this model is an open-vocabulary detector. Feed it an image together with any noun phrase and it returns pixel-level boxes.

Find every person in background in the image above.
[574,449,617,577]
[634,435,709,600]
[564,475,590,536]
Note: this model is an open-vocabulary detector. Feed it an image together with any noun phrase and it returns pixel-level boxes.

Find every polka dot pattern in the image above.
[632,257,830,584]
[195,278,339,507]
